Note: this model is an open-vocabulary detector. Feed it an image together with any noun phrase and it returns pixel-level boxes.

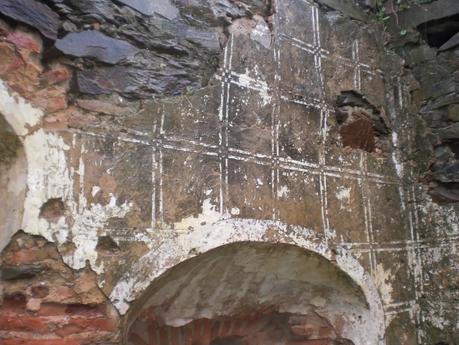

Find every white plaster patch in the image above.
[91,186,101,197]
[236,68,271,106]
[0,79,42,136]
[250,20,272,49]
[391,131,403,178]
[279,185,289,198]
[230,207,240,216]
[336,186,352,211]
[65,194,132,272]
[0,82,132,275]
[373,263,397,305]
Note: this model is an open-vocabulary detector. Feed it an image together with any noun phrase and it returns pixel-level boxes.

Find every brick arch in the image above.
[118,239,385,345]
[128,310,355,345]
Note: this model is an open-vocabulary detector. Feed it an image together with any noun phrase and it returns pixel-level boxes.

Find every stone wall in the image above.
[383,0,459,343]
[0,0,457,344]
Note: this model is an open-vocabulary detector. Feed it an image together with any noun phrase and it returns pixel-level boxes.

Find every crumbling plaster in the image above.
[0,79,132,271]
[0,0,457,343]
[0,77,387,345]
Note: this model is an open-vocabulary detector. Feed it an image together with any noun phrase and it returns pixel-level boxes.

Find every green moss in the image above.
[0,115,22,167]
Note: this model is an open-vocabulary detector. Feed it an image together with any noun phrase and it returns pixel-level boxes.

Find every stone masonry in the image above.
[0,0,458,345]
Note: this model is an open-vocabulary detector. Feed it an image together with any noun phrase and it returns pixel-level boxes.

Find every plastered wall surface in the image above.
[0,0,458,344]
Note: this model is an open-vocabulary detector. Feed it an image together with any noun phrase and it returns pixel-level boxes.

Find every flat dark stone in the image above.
[77,65,195,98]
[436,123,459,141]
[430,182,459,203]
[337,90,369,108]
[115,0,178,18]
[55,30,139,64]
[439,32,459,52]
[0,0,59,40]
[65,0,115,20]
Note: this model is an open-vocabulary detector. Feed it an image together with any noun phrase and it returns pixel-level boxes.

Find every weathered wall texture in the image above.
[383,1,459,343]
[0,0,457,344]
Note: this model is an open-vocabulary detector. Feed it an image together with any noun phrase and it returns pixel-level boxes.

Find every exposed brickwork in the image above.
[128,310,353,345]
[0,232,120,345]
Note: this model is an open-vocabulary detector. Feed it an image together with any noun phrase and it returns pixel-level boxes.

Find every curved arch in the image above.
[111,218,385,345]
[0,113,27,251]
[0,79,41,250]
[0,79,69,246]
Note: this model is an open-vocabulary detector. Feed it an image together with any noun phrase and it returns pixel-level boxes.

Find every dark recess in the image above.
[417,13,459,48]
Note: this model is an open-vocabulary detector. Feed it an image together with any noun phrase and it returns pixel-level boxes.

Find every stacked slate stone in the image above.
[0,0,271,99]
[387,0,459,203]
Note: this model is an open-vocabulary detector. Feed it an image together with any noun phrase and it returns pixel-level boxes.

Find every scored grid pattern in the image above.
[66,0,458,340]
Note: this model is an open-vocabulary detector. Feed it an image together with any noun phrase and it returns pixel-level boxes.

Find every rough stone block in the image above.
[228,84,273,155]
[326,177,367,243]
[374,250,415,305]
[277,170,322,231]
[161,150,220,225]
[369,183,408,244]
[116,0,179,18]
[278,100,321,163]
[0,0,59,40]
[277,0,315,45]
[448,104,459,122]
[279,40,321,99]
[227,160,273,220]
[56,30,139,64]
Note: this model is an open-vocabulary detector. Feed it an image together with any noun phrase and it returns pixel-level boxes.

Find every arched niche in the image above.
[0,113,27,251]
[123,242,383,345]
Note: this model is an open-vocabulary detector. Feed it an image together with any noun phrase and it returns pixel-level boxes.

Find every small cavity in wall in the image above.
[0,231,121,344]
[333,90,391,155]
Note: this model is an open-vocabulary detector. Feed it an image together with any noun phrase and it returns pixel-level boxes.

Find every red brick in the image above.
[64,316,118,332]
[130,332,150,345]
[42,66,71,86]
[286,340,332,345]
[8,247,56,265]
[0,312,47,333]
[2,293,27,311]
[31,285,49,298]
[31,87,68,113]
[6,32,41,54]
[0,339,80,345]
[159,327,169,345]
[65,304,104,317]
[54,324,84,337]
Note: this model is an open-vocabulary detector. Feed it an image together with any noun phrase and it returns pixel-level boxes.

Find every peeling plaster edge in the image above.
[0,78,132,278]
[0,79,43,137]
[111,217,386,345]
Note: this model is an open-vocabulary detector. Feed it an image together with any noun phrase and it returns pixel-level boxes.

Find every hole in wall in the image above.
[429,181,459,203]
[417,13,459,48]
[445,139,459,159]
[334,90,390,154]
[39,198,65,222]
